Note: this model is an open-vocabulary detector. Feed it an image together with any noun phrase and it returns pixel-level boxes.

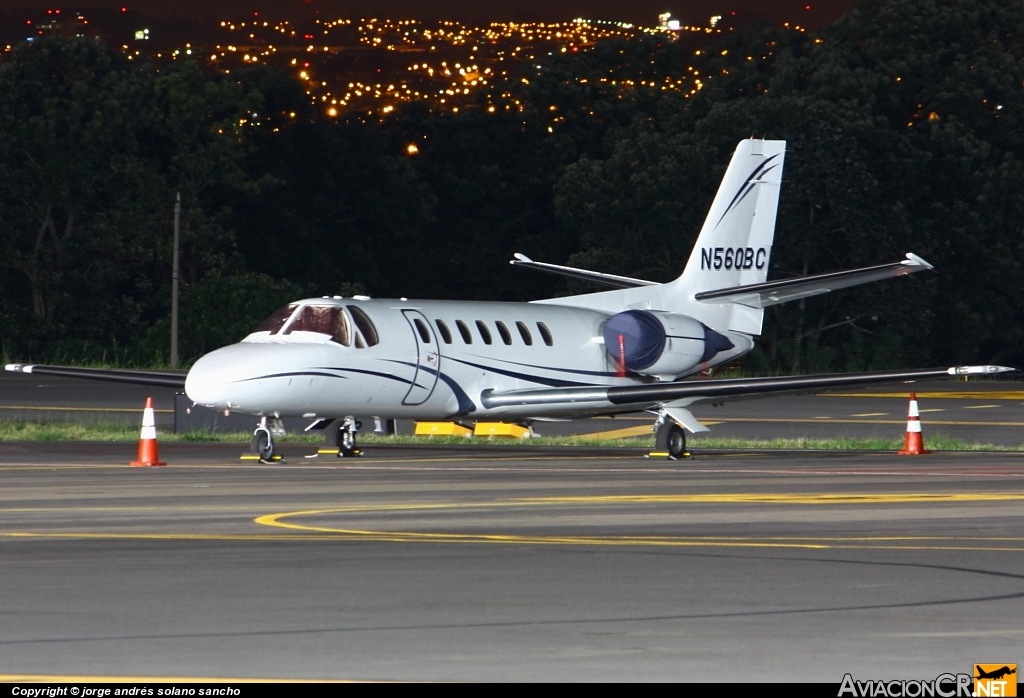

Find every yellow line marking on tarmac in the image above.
[0,404,173,413]
[14,492,1024,522]
[245,492,1024,549]
[515,492,1024,505]
[0,674,357,683]
[965,405,1001,409]
[852,413,888,417]
[919,408,945,413]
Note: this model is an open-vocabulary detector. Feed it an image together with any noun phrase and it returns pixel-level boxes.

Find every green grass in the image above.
[0,421,1021,451]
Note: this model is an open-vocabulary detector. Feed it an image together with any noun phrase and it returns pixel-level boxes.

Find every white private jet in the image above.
[7,139,1011,459]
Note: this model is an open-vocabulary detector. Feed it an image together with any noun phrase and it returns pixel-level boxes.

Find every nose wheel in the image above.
[251,418,276,462]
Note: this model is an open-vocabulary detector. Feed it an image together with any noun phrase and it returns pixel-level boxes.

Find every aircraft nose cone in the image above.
[185,344,267,408]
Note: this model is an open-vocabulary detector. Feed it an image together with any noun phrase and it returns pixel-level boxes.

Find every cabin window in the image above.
[347,305,379,347]
[284,305,351,346]
[413,318,431,344]
[435,320,453,344]
[254,304,297,334]
[537,322,553,346]
[475,321,493,345]
[455,320,473,344]
[516,321,533,346]
[495,321,512,345]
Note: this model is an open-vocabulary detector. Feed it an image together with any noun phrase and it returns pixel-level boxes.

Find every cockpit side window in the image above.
[283,305,351,346]
[254,304,298,334]
[347,305,380,347]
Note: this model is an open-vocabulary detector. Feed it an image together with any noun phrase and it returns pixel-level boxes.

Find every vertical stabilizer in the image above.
[666,139,786,335]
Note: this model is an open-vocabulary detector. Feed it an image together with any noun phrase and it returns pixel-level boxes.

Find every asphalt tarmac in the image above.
[2,442,1023,681]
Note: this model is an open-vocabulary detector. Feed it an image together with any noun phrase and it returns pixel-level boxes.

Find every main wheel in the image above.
[665,424,687,460]
[325,418,362,457]
[252,429,274,461]
[656,421,687,460]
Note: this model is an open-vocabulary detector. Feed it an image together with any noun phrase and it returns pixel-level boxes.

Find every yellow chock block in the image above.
[474,422,531,438]
[239,454,284,462]
[415,422,473,437]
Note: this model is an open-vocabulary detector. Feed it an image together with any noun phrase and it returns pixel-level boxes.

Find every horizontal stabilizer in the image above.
[511,253,656,289]
[695,253,933,308]
[480,365,1013,411]
[5,363,187,389]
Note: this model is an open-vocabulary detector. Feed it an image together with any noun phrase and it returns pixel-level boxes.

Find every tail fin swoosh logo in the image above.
[715,153,781,229]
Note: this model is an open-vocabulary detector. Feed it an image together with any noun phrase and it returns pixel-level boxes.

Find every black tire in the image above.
[252,429,274,460]
[654,421,687,460]
[665,425,687,460]
[325,418,359,457]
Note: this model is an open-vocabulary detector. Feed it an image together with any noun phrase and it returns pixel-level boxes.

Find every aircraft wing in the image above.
[480,365,1012,413]
[695,253,933,308]
[5,363,187,389]
[510,253,657,289]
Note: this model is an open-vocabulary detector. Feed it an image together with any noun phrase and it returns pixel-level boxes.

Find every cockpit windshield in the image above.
[283,305,351,345]
[254,304,298,334]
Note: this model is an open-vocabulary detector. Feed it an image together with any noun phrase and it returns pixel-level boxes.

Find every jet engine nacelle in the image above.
[603,309,735,378]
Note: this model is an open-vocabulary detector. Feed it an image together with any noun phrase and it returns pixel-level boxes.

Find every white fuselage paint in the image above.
[183,297,752,421]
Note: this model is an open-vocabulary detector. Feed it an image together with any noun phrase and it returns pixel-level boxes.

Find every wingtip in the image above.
[511,252,532,264]
[904,252,934,270]
[948,365,1016,376]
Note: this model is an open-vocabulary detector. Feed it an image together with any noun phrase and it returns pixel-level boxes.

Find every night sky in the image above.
[6,0,857,27]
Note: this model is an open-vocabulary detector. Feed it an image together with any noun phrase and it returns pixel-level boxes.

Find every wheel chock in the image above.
[303,446,364,456]
[239,453,284,462]
[305,448,341,459]
[644,451,692,460]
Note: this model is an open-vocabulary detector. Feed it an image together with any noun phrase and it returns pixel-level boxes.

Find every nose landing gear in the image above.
[251,417,285,463]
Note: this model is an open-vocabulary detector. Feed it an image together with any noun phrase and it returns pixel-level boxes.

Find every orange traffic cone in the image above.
[897,392,931,455]
[130,397,166,466]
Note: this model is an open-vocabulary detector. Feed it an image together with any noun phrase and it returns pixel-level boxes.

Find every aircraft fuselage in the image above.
[184,298,752,421]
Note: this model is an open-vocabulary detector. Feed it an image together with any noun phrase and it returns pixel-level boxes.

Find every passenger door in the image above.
[401,309,440,405]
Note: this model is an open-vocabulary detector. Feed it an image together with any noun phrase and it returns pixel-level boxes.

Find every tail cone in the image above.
[897,392,931,455]
[130,397,166,466]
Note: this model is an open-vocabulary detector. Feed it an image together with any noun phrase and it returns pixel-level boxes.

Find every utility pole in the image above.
[170,192,181,369]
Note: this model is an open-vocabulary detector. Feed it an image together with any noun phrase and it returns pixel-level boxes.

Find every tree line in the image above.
[2,0,1022,372]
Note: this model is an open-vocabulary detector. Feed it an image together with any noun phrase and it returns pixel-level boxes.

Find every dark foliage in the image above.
[2,0,1022,370]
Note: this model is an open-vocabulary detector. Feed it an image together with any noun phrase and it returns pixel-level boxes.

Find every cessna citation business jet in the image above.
[7,139,1012,460]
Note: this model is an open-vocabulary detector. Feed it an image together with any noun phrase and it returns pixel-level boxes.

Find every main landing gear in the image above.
[655,418,690,460]
[325,416,363,457]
